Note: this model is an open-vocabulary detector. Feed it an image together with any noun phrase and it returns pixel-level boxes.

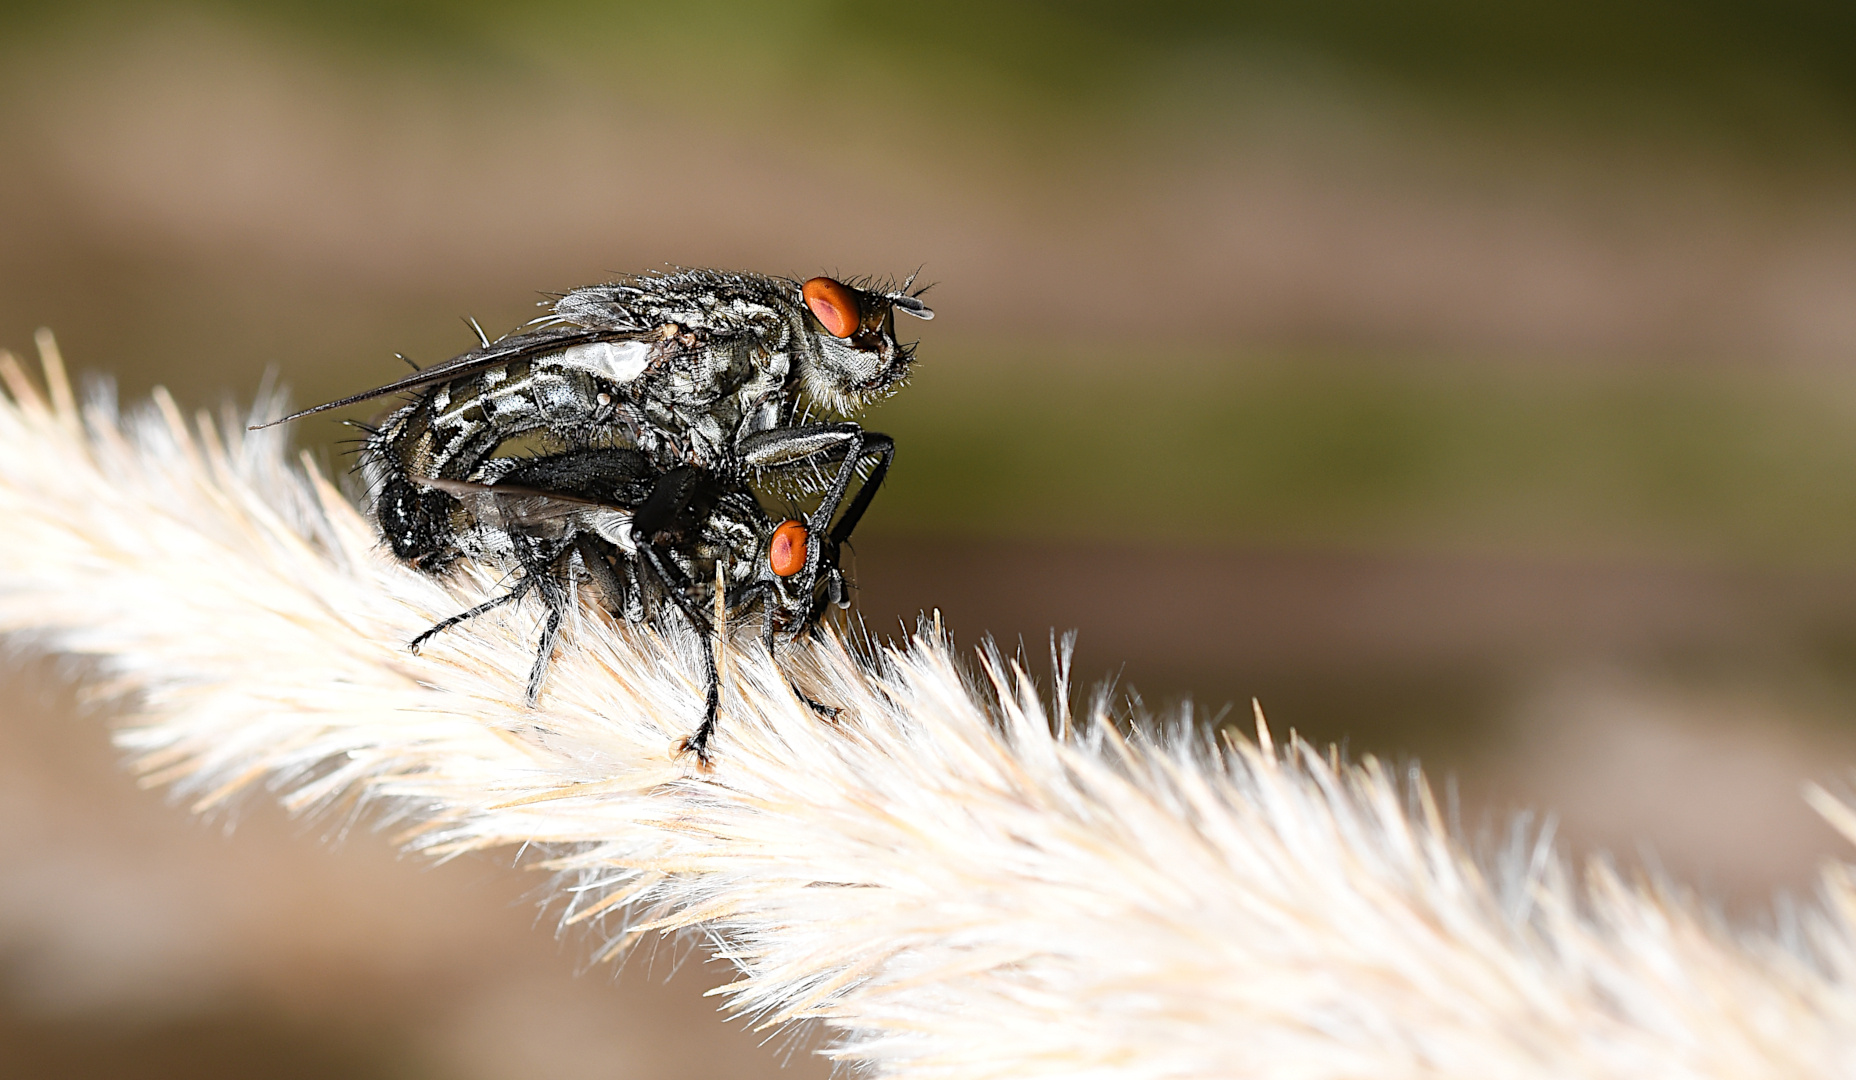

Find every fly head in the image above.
[794,275,933,416]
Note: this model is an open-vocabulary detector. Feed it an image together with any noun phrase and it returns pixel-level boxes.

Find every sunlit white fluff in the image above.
[1,331,1855,1078]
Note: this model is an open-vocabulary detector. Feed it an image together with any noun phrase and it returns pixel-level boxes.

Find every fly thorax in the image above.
[554,340,652,384]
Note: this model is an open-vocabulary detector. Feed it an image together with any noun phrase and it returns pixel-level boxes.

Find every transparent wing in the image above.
[254,325,658,428]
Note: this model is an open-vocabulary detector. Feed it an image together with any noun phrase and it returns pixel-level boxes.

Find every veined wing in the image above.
[419,475,610,516]
[418,475,638,550]
[253,324,657,428]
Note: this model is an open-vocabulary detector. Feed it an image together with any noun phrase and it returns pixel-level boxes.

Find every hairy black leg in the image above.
[629,467,730,764]
[805,434,890,621]
[823,433,893,552]
[680,643,722,766]
[416,533,574,702]
[410,578,532,652]
[731,580,840,720]
[638,540,720,766]
[737,424,894,609]
[524,597,564,705]
[514,535,575,704]
[791,438,891,639]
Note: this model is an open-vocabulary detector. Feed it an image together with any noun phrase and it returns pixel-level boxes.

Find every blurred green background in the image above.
[9,3,1856,1077]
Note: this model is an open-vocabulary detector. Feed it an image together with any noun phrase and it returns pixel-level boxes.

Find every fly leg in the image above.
[737,424,894,615]
[523,556,571,705]
[736,427,896,721]
[732,581,840,720]
[631,466,723,765]
[790,683,841,719]
[412,535,574,703]
[638,540,720,765]
[804,432,891,628]
[410,577,534,652]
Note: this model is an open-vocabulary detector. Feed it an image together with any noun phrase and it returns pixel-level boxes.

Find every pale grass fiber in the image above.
[2,332,1856,1077]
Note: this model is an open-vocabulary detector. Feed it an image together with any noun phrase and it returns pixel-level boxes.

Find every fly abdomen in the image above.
[377,474,459,572]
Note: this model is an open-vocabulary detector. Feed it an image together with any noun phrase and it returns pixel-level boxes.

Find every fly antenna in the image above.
[891,267,934,319]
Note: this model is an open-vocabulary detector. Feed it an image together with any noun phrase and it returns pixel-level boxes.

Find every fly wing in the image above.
[252,324,657,428]
[423,475,639,551]
[420,476,607,524]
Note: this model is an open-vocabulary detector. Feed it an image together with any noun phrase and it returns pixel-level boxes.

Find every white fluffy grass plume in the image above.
[3,332,1856,1078]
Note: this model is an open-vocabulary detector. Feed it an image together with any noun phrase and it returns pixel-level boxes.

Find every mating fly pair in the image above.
[264,268,931,762]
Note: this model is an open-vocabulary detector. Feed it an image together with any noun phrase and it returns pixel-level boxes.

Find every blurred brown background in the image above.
[10,1,1856,1076]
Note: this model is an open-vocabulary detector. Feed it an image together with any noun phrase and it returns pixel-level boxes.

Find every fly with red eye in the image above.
[257,268,929,586]
[400,448,878,765]
[254,267,930,764]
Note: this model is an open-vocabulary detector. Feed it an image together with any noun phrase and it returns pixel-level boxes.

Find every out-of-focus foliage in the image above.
[9,0,1856,151]
[875,357,1856,565]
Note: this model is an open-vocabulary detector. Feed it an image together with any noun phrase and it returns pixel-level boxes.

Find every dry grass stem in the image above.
[2,337,1855,1077]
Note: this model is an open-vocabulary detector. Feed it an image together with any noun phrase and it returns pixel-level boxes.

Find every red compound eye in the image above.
[769,520,809,577]
[802,277,860,338]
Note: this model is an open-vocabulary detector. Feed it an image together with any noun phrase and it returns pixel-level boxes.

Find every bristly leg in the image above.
[663,574,721,767]
[574,534,634,620]
[629,476,726,768]
[634,541,720,768]
[676,643,721,768]
[409,533,575,704]
[512,534,574,704]
[524,597,564,705]
[410,579,533,653]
